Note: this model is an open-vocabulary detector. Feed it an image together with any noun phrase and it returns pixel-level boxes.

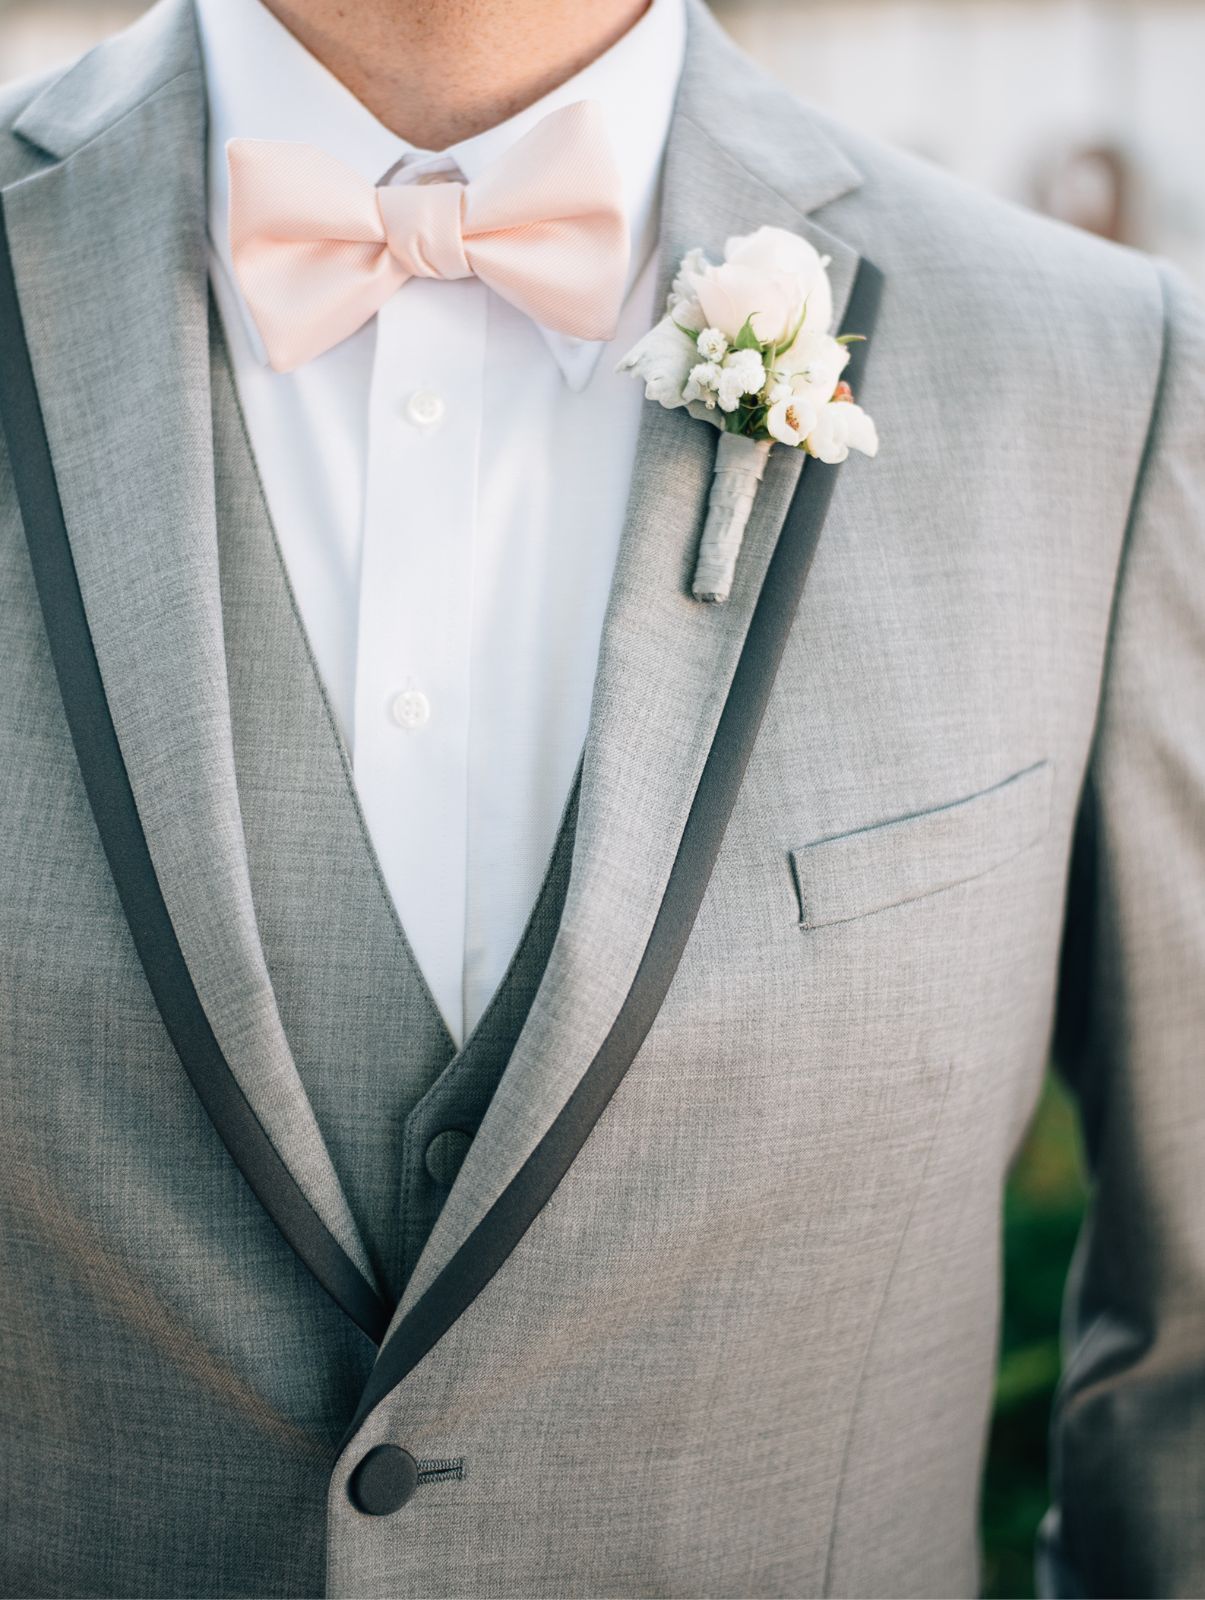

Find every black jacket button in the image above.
[348,1444,419,1515]
[424,1127,474,1186]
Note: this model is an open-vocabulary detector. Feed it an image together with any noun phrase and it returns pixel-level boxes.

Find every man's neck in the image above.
[258,0,653,150]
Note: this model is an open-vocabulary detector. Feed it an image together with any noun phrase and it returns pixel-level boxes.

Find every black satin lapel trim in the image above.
[342,260,886,1444]
[0,209,390,1347]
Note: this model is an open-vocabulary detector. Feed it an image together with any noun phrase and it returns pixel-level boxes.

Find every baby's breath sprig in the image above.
[618,226,879,601]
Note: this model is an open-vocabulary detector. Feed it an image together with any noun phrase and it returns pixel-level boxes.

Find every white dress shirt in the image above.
[195,0,686,1045]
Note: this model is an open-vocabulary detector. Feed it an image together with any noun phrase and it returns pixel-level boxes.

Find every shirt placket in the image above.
[352,274,485,1045]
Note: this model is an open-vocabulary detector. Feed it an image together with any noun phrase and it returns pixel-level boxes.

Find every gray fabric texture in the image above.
[211,318,577,1302]
[1,0,1203,1595]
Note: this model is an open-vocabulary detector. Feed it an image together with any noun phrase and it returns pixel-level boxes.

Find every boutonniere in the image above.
[617,226,879,603]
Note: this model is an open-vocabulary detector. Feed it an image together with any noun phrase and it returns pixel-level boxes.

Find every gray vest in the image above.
[211,321,576,1303]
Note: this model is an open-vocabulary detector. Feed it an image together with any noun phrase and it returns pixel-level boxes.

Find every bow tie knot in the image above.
[227,100,629,372]
[377,181,472,281]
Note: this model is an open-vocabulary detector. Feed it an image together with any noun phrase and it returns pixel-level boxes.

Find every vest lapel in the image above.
[1,1,379,1317]
[210,316,579,1301]
[350,5,880,1430]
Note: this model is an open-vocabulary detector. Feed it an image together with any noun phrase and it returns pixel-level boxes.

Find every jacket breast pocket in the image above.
[789,760,1054,931]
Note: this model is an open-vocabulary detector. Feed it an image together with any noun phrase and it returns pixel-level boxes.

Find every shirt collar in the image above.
[197,0,685,389]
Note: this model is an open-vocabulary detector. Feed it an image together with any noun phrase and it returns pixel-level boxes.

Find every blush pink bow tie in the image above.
[226,100,630,374]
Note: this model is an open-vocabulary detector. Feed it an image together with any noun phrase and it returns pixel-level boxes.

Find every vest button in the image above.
[424,1128,474,1187]
[348,1444,419,1516]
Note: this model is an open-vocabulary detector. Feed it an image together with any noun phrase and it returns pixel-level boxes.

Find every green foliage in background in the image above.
[982,1074,1088,1599]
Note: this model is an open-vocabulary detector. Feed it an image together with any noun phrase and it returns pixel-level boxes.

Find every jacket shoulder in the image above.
[0,0,200,189]
[0,63,70,186]
[823,112,1160,313]
[806,111,1169,429]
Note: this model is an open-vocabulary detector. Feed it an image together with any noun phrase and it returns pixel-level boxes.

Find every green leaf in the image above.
[733,314,762,351]
[836,332,866,345]
[672,318,702,342]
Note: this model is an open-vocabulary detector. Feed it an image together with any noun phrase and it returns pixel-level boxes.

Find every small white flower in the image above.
[767,394,820,448]
[697,327,729,362]
[805,400,880,463]
[722,348,767,392]
[779,329,850,403]
[684,360,723,408]
[700,347,766,413]
[715,371,748,412]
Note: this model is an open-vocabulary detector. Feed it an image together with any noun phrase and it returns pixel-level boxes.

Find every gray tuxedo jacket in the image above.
[1,1,1203,1596]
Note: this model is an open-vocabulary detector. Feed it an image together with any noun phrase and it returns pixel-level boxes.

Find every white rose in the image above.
[724,225,828,278]
[696,262,806,350]
[766,394,820,448]
[723,226,834,339]
[615,316,696,410]
[806,400,879,463]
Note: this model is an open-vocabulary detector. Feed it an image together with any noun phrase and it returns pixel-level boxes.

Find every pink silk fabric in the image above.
[227,100,630,373]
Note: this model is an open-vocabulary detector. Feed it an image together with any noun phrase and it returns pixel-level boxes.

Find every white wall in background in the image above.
[713,0,1205,280]
[0,2,141,81]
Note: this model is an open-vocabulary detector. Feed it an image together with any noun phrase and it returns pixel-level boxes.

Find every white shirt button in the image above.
[390,688,431,729]
[405,390,445,428]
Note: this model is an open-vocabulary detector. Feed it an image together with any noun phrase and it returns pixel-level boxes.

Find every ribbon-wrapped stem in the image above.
[691,433,774,604]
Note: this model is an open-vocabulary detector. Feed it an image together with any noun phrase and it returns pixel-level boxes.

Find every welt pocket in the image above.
[789,760,1054,931]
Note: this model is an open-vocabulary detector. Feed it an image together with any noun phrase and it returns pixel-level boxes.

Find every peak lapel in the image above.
[2,1,376,1300]
[390,8,868,1329]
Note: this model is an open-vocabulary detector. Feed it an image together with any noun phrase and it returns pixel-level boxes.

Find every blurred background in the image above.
[3,2,1201,1594]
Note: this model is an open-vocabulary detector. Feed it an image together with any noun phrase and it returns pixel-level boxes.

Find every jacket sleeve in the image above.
[1040,262,1205,1598]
